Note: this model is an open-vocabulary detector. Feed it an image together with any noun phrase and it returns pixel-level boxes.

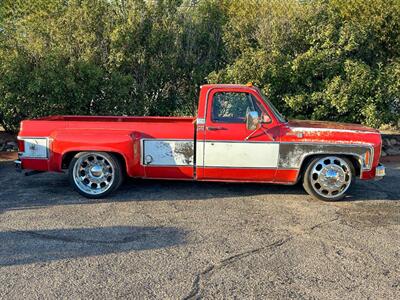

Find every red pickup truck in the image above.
[15,84,385,201]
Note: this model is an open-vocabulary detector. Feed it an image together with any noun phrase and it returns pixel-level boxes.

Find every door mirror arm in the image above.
[245,111,275,141]
[244,126,275,141]
[245,127,259,141]
[245,123,276,141]
[260,125,276,141]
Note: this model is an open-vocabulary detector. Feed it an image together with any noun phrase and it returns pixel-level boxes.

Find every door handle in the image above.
[207,126,226,131]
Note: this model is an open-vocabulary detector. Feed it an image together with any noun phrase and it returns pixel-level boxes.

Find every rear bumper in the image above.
[15,159,22,172]
[14,154,49,173]
[374,163,385,180]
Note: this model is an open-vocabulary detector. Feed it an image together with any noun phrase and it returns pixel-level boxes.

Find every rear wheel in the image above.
[69,152,123,198]
[303,156,354,201]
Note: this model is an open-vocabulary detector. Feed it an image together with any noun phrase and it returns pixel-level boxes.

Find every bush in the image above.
[0,0,399,132]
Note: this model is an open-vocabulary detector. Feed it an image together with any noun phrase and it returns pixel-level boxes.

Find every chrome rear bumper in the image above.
[375,163,385,180]
[15,159,22,172]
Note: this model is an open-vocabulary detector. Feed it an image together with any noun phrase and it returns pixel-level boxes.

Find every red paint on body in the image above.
[202,168,276,182]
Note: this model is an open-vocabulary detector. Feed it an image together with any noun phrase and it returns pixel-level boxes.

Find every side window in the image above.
[211,92,270,123]
[212,92,251,123]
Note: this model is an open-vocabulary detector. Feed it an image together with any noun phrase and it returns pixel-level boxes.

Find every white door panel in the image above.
[203,142,279,168]
[196,141,204,166]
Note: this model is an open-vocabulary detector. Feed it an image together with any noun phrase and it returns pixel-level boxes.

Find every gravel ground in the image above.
[0,160,399,299]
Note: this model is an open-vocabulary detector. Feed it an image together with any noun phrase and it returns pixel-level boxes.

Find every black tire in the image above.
[303,155,355,201]
[68,152,123,199]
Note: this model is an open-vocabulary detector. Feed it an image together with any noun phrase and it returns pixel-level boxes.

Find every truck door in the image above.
[197,88,280,181]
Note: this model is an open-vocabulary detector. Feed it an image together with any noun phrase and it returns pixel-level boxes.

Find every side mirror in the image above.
[246,111,260,131]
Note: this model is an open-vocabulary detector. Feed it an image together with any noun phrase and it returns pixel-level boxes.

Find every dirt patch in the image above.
[0,152,17,161]
[340,203,400,227]
[381,155,400,163]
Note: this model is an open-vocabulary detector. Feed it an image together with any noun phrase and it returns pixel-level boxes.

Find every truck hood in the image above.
[287,119,380,133]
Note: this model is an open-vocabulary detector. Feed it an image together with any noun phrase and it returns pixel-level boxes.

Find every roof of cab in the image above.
[200,83,258,91]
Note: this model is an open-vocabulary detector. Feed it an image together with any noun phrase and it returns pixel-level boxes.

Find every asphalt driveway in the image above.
[0,159,399,299]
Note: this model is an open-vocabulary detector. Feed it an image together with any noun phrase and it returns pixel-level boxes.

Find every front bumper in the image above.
[374,163,385,180]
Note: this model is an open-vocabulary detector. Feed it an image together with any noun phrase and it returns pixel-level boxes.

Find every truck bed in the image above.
[20,115,196,139]
[41,115,195,123]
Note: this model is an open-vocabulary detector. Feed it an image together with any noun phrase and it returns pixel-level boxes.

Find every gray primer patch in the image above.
[278,143,371,169]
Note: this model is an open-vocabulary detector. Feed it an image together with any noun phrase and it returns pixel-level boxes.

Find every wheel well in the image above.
[62,151,127,175]
[62,152,78,169]
[297,154,361,182]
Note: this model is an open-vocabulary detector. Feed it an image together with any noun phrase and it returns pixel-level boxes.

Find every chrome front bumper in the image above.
[375,163,385,180]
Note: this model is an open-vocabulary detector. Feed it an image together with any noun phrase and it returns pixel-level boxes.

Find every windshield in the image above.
[256,88,287,123]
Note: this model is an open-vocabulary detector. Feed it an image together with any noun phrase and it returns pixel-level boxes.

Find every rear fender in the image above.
[49,130,143,177]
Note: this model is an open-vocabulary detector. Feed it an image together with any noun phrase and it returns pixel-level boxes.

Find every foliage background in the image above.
[0,0,399,132]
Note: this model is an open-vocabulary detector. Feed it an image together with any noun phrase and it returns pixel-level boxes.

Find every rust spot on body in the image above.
[174,143,194,165]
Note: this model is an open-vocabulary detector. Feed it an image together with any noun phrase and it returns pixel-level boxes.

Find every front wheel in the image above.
[303,156,354,201]
[69,152,123,198]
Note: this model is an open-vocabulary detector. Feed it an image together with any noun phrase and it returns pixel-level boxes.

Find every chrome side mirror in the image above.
[246,111,260,131]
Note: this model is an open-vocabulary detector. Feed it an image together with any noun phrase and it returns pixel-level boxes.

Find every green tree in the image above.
[0,0,399,132]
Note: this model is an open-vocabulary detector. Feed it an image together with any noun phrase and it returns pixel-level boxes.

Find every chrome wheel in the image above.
[72,153,115,196]
[309,156,352,199]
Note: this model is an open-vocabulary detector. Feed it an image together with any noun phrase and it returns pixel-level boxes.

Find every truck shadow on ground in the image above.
[0,162,399,214]
[0,226,186,266]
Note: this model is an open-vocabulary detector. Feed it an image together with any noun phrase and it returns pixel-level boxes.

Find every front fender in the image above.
[278,142,374,175]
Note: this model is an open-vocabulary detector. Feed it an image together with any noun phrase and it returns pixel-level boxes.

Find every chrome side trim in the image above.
[200,140,279,144]
[290,127,380,135]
